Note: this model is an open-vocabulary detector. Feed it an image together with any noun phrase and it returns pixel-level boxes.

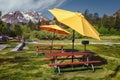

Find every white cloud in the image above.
[0,0,67,15]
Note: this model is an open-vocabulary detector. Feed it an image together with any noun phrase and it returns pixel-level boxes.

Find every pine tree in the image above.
[93,12,101,26]
[115,16,120,31]
[0,11,1,21]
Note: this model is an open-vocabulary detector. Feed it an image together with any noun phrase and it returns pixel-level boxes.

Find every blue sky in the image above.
[60,0,120,15]
[0,0,120,19]
[45,0,120,19]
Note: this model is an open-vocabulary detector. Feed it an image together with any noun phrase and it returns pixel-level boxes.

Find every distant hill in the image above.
[113,9,120,17]
[104,9,120,18]
[1,11,49,24]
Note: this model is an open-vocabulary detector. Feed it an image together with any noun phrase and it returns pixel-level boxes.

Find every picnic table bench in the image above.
[45,52,101,73]
[35,44,64,54]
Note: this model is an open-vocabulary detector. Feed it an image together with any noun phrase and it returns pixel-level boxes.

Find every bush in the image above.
[98,26,108,35]
[32,30,69,40]
[96,26,120,35]
[28,27,120,40]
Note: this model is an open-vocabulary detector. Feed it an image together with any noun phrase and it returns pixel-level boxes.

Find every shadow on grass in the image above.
[90,55,108,66]
[0,40,17,44]
[64,49,79,52]
[108,65,120,78]
[0,42,8,44]
[0,56,29,65]
[59,65,103,73]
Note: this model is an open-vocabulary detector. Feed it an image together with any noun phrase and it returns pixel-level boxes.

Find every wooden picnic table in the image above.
[45,52,101,73]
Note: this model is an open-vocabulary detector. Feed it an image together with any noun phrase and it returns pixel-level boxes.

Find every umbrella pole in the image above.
[72,30,75,52]
[51,32,55,53]
[72,30,75,62]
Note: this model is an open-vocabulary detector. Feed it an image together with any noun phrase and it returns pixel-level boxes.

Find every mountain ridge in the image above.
[1,11,49,24]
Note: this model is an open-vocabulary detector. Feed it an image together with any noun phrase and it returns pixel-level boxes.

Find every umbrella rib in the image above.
[81,17,85,36]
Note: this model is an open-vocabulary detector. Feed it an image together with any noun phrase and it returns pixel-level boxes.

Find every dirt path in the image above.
[26,41,120,45]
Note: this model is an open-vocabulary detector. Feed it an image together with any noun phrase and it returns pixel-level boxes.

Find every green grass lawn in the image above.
[0,36,120,80]
[37,35,120,44]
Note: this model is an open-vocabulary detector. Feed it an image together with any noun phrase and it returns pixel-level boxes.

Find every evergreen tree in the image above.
[0,11,1,21]
[84,9,89,18]
[28,19,34,30]
[0,22,9,35]
[36,20,41,30]
[21,25,31,39]
[114,16,120,31]
[102,14,112,31]
[93,12,101,26]
[14,25,23,36]
[83,9,93,24]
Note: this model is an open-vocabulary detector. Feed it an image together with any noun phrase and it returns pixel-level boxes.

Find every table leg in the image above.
[54,56,57,63]
[86,56,89,66]
[61,46,64,53]
[91,64,95,72]
[57,66,61,74]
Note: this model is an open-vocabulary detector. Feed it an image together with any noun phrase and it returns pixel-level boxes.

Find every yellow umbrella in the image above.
[49,8,100,40]
[40,25,69,53]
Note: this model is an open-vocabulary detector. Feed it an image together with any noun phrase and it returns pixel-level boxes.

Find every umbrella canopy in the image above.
[40,25,70,34]
[49,8,100,40]
[40,25,69,53]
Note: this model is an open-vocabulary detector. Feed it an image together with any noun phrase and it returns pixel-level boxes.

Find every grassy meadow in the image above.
[0,36,120,80]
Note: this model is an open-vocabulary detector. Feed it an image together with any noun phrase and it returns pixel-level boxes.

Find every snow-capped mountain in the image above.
[1,11,49,24]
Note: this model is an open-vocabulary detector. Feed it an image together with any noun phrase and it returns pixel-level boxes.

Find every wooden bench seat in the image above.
[48,61,101,67]
[38,49,62,53]
[48,60,101,73]
[35,44,64,54]
[44,57,82,61]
